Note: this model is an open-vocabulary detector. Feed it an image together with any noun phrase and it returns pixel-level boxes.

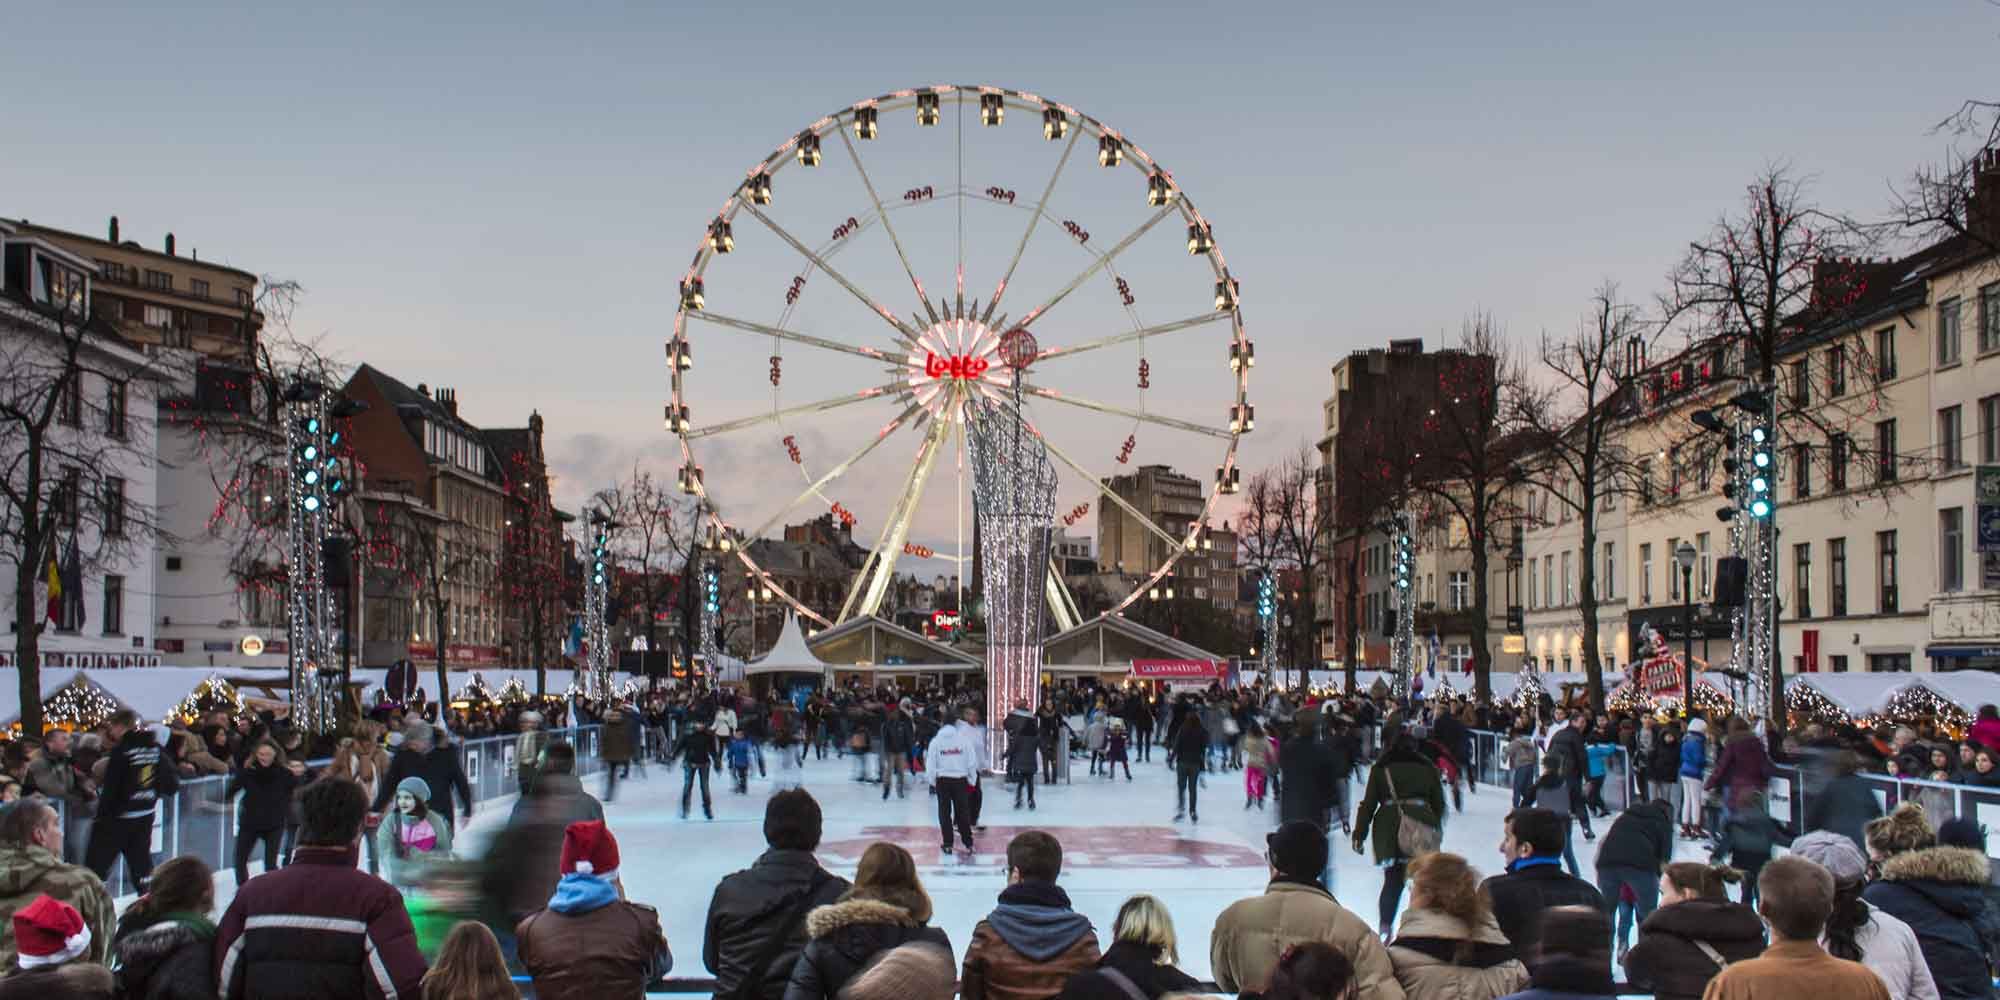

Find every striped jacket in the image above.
[215,843,426,999]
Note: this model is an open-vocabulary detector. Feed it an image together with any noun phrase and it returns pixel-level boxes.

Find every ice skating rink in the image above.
[444,747,1714,982]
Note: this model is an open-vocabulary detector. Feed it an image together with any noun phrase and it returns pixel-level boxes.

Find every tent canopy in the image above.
[1787,672,2000,718]
[748,614,831,676]
[3,666,319,727]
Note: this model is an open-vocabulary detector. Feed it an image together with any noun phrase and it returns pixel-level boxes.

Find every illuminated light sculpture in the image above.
[584,513,613,702]
[969,392,1057,765]
[1386,511,1417,701]
[281,378,338,732]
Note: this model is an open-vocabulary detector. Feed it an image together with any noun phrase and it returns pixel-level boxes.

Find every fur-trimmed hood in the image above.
[806,897,920,940]
[1878,845,1994,887]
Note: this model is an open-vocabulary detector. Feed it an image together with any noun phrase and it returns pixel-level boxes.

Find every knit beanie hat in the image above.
[12,894,90,968]
[1789,830,1869,883]
[395,776,431,803]
[1687,718,1707,734]
[1865,801,1937,857]
[560,820,620,880]
[1266,821,1329,880]
[838,942,955,1000]
[1937,817,1988,853]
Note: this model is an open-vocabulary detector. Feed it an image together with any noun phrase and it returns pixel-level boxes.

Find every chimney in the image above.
[1970,147,2000,244]
[529,410,544,454]
[108,216,119,243]
[164,232,175,256]
[436,387,458,416]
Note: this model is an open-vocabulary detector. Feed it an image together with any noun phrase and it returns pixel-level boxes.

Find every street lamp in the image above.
[1675,540,1698,717]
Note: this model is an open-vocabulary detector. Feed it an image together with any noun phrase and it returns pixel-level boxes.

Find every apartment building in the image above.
[15,217,262,363]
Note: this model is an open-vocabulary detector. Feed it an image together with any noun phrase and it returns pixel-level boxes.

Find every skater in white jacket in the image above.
[926,708,984,855]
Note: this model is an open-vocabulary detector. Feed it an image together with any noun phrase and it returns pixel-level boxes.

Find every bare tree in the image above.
[361,492,487,710]
[3,291,181,735]
[496,457,565,696]
[1890,100,2000,255]
[595,467,698,682]
[1514,284,1655,711]
[1239,447,1339,688]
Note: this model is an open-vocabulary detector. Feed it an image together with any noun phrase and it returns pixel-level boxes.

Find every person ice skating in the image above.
[671,722,718,819]
[1353,727,1446,937]
[1679,718,1710,839]
[882,702,916,800]
[378,776,455,891]
[1621,862,1763,1000]
[1700,856,1892,1000]
[1481,808,1604,961]
[0,798,114,969]
[1386,851,1528,1000]
[516,821,673,1000]
[926,707,982,855]
[704,790,850,1000]
[1546,712,1592,842]
[1104,719,1132,782]
[1787,831,1938,1000]
[1712,790,1790,907]
[961,831,1100,1000]
[85,710,178,890]
[0,894,113,999]
[374,723,474,835]
[1592,797,1673,960]
[108,855,218,1000]
[1528,754,1583,877]
[1172,707,1208,823]
[1004,701,1040,810]
[1210,821,1400,999]
[773,725,804,791]
[515,710,549,795]
[782,842,953,1000]
[728,732,754,794]
[225,739,302,888]
[1057,893,1200,1000]
[1244,720,1275,810]
[1085,715,1109,777]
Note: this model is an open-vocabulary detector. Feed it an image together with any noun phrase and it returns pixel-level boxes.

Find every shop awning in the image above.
[1926,644,2000,659]
[1131,659,1219,679]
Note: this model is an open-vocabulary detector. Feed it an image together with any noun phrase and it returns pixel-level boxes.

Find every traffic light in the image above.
[1256,574,1275,621]
[703,566,721,615]
[1747,424,1774,520]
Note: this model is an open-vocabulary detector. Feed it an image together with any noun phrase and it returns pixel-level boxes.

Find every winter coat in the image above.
[1646,735,1683,784]
[1621,898,1768,1000]
[111,910,219,1000]
[782,896,953,1000]
[1679,732,1708,779]
[704,849,851,1000]
[1831,902,1939,1000]
[1707,732,1774,808]
[882,713,917,755]
[24,750,88,807]
[601,708,636,763]
[1502,737,1538,770]
[97,728,179,821]
[1085,720,1109,754]
[0,961,113,1000]
[1278,737,1338,827]
[1594,800,1673,874]
[960,880,1100,1000]
[226,760,299,832]
[1385,908,1526,1000]
[1863,846,2000,1000]
[1716,810,1791,866]
[1057,940,1201,1000]
[1003,711,1040,777]
[0,843,115,968]
[1480,862,1606,960]
[517,873,670,1000]
[1354,748,1446,864]
[1547,725,1588,789]
[1701,940,1892,1000]
[505,771,605,828]
[374,807,453,888]
[1171,721,1207,775]
[1806,773,1885,854]
[1211,880,1403,999]
[214,842,427,1000]
[674,729,719,767]
[371,745,472,818]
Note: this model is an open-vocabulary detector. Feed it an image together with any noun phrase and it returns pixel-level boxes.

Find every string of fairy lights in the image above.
[969,394,1057,759]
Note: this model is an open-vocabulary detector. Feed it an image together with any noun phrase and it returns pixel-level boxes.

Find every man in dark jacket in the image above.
[1172,709,1208,823]
[704,790,850,1000]
[1003,702,1040,810]
[1277,719,1336,832]
[1591,798,1673,951]
[1481,807,1605,960]
[487,742,607,930]
[215,778,425,999]
[371,724,472,832]
[880,704,916,800]
[1804,751,1884,854]
[85,711,178,888]
[961,831,1099,1000]
[672,723,718,819]
[1546,713,1592,838]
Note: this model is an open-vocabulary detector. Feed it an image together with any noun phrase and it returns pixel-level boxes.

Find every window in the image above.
[1792,444,1811,499]
[1939,405,1964,471]
[101,576,124,636]
[1794,543,1812,619]
[1639,543,1653,605]
[1877,530,1898,614]
[1941,508,1964,593]
[1877,420,1897,483]
[1602,542,1616,601]
[1985,395,2000,465]
[1830,655,1849,673]
[1876,326,1897,379]
[1669,446,1683,497]
[1828,345,1846,397]
[104,380,126,440]
[1543,555,1553,610]
[57,374,81,426]
[1790,358,1810,408]
[1983,283,2000,354]
[144,269,172,291]
[190,278,210,298]
[1831,434,1850,491]
[99,261,126,283]
[235,288,251,307]
[1637,459,1653,505]
[1447,571,1470,611]
[1561,550,1573,605]
[1870,654,1912,673]
[1938,297,1962,366]
[142,304,172,328]
[60,467,81,530]
[1668,537,1681,600]
[1697,532,1712,599]
[1527,561,1538,609]
[1829,538,1847,617]
[102,478,125,538]
[165,556,181,571]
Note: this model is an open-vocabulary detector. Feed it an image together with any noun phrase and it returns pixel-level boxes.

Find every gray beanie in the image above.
[395,776,432,803]
[1789,830,1868,883]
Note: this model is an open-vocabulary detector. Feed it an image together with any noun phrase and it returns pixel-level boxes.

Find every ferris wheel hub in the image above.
[906,317,1009,422]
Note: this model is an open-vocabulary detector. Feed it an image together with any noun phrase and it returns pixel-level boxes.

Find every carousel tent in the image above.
[748,614,831,676]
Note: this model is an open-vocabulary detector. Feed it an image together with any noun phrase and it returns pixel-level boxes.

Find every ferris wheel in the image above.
[668,84,1253,634]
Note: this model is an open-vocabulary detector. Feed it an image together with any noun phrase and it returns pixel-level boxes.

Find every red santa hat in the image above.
[12,894,90,968]
[559,820,620,881]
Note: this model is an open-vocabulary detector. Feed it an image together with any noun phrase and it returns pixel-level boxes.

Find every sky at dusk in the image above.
[4,1,1994,577]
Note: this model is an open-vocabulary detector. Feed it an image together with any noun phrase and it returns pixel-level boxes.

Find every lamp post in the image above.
[1675,540,1698,717]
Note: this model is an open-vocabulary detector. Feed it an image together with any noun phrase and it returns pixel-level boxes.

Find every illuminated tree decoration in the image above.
[496,677,529,705]
[172,675,245,724]
[1785,682,1851,728]
[1883,685,1971,737]
[1510,670,1546,712]
[454,671,494,706]
[43,678,120,731]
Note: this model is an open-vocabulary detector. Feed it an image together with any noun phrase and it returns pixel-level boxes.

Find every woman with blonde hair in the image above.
[420,920,519,999]
[1060,894,1201,999]
[1384,852,1526,1000]
[784,842,952,1000]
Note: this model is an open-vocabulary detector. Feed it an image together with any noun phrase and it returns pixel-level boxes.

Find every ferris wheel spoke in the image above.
[1023,418,1188,553]
[690,311,893,364]
[837,418,950,622]
[1014,203,1178,329]
[1032,311,1230,363]
[835,127,940,327]
[743,402,924,542]
[739,202,923,348]
[686,380,903,440]
[1018,383,1233,439]
[980,124,1082,325]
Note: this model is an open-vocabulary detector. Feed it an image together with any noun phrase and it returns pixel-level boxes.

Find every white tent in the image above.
[1,666,303,727]
[747,614,830,676]
[1787,672,2000,718]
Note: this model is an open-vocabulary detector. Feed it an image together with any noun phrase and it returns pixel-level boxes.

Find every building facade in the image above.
[18,217,262,364]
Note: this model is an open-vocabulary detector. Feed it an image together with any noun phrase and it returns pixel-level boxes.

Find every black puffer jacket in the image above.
[1865,845,2000,1000]
[111,910,218,1000]
[1277,736,1335,826]
[1594,800,1673,874]
[225,761,298,832]
[705,849,852,1000]
[1003,710,1040,776]
[1059,940,1201,1000]
[1622,898,1767,1000]
[882,713,916,755]
[781,895,952,1000]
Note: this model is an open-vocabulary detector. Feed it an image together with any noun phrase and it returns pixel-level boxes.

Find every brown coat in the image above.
[1210,881,1405,1000]
[517,895,667,1000]
[0,959,114,1000]
[959,882,1099,1000]
[1385,909,1527,1000]
[1700,940,1891,1000]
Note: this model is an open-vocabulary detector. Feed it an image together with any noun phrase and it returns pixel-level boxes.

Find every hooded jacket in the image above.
[1385,908,1526,1000]
[1680,731,1708,779]
[1058,940,1201,1000]
[111,909,219,1000]
[215,842,426,1000]
[925,722,983,781]
[1864,846,2000,1000]
[961,880,1099,1000]
[517,873,670,1000]
[782,895,952,1000]
[1277,736,1337,826]
[1622,898,1769,1000]
[97,727,178,821]
[1003,711,1040,775]
[1831,903,1939,1000]
[1354,746,1445,864]
[1594,800,1674,873]
[1210,880,1405,1000]
[0,842,115,969]
[705,849,852,1000]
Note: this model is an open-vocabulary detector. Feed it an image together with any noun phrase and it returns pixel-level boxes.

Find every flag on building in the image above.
[60,532,84,630]
[1428,629,1441,678]
[40,544,61,624]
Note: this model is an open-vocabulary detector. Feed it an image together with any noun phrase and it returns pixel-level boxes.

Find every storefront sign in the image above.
[931,610,960,631]
[239,635,266,657]
[1131,659,1219,679]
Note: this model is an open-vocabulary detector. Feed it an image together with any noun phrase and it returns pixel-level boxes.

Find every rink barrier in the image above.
[51,723,618,897]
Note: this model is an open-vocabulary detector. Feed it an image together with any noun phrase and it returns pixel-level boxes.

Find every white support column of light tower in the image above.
[700,561,721,685]
[1723,404,1779,722]
[283,386,333,733]
[1389,511,1417,703]
[1257,570,1277,686]
[584,516,611,702]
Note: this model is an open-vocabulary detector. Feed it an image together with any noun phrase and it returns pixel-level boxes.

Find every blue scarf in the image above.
[548,873,620,915]
[1506,856,1562,873]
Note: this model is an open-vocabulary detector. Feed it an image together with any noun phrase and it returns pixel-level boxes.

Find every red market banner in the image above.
[1131,659,1219,679]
